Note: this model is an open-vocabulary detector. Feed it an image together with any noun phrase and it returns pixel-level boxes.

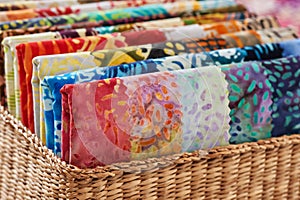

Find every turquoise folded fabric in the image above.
[224,55,300,143]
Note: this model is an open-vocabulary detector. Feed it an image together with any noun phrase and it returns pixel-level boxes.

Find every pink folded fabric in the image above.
[60,67,230,168]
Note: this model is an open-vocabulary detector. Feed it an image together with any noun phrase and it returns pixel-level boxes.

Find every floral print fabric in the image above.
[60,66,230,168]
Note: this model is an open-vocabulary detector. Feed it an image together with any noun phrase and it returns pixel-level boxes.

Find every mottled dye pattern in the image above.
[28,21,288,140]
[222,62,273,144]
[37,37,230,154]
[60,67,229,168]
[261,56,300,137]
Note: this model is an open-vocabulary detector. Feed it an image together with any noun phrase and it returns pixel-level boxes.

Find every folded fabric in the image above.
[224,55,300,143]
[201,16,279,37]
[211,39,300,65]
[0,0,194,22]
[222,62,273,144]
[3,17,185,117]
[0,7,252,109]
[261,55,300,137]
[0,8,253,75]
[28,23,288,133]
[60,66,230,168]
[33,38,231,152]
[0,17,184,109]
[183,10,256,25]
[89,12,257,35]
[60,54,300,163]
[18,24,207,141]
[2,18,184,122]
[42,38,300,155]
[40,46,226,153]
[0,0,78,12]
[3,32,57,118]
[3,29,99,119]
[29,26,297,146]
[25,26,251,140]
[0,1,237,30]
[16,25,206,134]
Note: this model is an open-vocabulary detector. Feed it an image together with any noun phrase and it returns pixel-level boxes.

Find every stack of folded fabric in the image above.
[1,0,300,169]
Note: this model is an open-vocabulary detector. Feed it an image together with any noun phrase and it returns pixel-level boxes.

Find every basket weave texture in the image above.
[0,107,300,199]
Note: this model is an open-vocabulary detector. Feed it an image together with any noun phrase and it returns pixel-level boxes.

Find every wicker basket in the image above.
[0,107,300,200]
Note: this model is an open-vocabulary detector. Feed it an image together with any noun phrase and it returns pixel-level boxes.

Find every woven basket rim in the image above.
[1,106,300,175]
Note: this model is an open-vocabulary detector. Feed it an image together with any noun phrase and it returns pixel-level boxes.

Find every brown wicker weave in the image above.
[0,107,300,199]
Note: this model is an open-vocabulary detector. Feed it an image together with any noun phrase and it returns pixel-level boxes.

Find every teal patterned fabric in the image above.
[223,55,300,143]
[261,55,300,137]
[222,62,273,144]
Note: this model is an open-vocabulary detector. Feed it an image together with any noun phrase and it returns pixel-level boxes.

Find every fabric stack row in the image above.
[1,0,299,169]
